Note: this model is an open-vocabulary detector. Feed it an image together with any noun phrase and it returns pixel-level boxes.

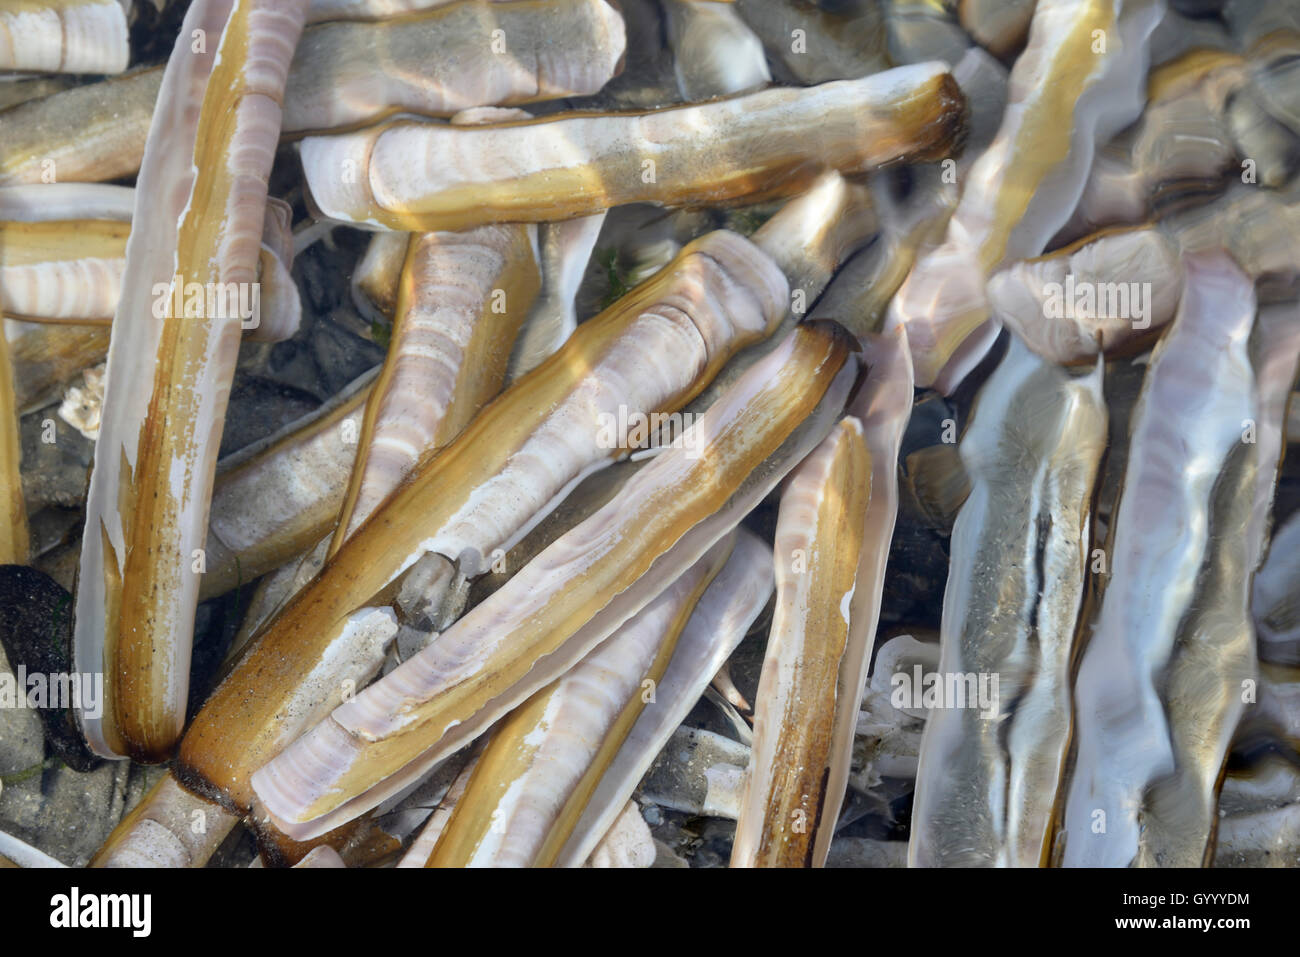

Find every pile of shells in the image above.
[0,0,1297,869]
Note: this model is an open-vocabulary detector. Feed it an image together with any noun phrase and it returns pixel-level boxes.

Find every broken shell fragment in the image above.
[301,61,967,230]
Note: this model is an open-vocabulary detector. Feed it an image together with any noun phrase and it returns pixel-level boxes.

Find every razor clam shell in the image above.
[749,171,876,312]
[585,802,655,868]
[1163,185,1300,298]
[0,75,77,111]
[74,0,309,760]
[734,0,887,84]
[247,323,857,839]
[0,67,160,186]
[5,317,109,411]
[306,0,512,22]
[0,186,300,330]
[665,0,769,101]
[1254,511,1300,665]
[884,0,971,66]
[177,227,789,812]
[989,227,1184,364]
[0,218,126,322]
[0,183,134,222]
[283,0,626,134]
[910,337,1107,868]
[679,170,879,415]
[1057,53,1246,243]
[555,528,773,867]
[1060,253,1263,868]
[0,0,128,75]
[395,750,480,867]
[351,230,408,322]
[92,775,240,868]
[427,537,732,867]
[816,328,913,866]
[0,328,26,564]
[300,61,967,230]
[201,370,377,600]
[334,224,540,545]
[959,0,1035,58]
[0,829,65,868]
[506,213,607,382]
[887,0,1162,391]
[732,418,871,868]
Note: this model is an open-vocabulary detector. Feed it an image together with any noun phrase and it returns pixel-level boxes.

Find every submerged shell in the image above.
[910,337,1106,867]
[1060,253,1272,868]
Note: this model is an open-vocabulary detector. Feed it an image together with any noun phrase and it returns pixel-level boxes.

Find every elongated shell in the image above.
[284,0,626,134]
[301,62,967,230]
[176,227,789,812]
[428,537,732,867]
[73,0,309,762]
[332,224,540,550]
[249,322,858,839]
[0,68,160,187]
[1060,253,1264,867]
[202,372,377,600]
[887,0,1162,390]
[0,214,127,322]
[732,418,871,868]
[0,0,128,75]
[910,337,1106,867]
[555,527,773,867]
